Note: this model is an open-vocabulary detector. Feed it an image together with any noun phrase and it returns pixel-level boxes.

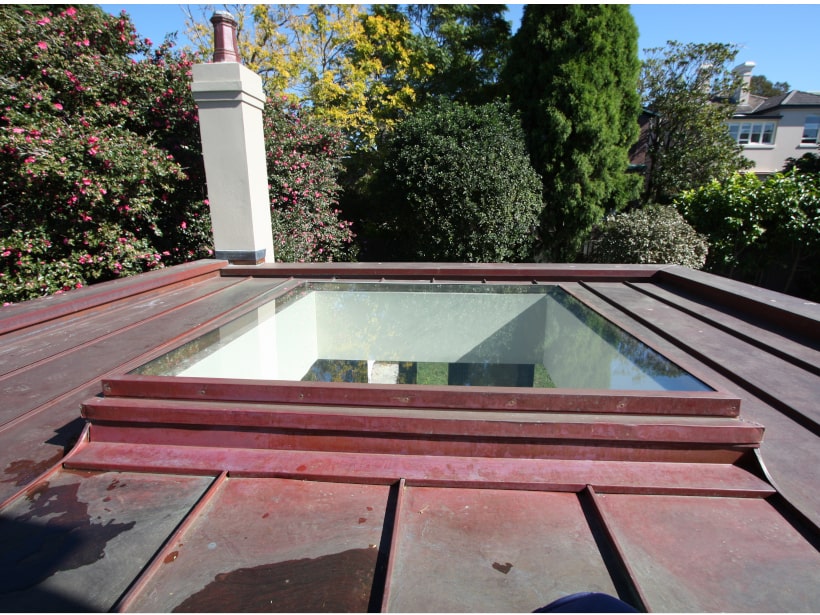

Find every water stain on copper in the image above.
[172,548,378,613]
[1,481,136,596]
[106,478,126,491]
[492,561,513,574]
[2,451,63,486]
[296,465,307,472]
[262,513,270,519]
[164,551,179,564]
[24,480,50,501]
[358,517,367,524]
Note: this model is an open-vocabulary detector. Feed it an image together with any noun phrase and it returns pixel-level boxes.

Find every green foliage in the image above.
[264,96,356,262]
[639,41,753,204]
[373,99,542,262]
[676,173,764,275]
[403,4,512,105]
[676,171,820,298]
[503,4,642,262]
[784,152,820,174]
[588,205,708,269]
[0,6,361,304]
[749,75,790,98]
[184,4,513,151]
[0,6,212,304]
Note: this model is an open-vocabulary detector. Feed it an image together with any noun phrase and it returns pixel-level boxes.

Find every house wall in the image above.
[735,108,820,175]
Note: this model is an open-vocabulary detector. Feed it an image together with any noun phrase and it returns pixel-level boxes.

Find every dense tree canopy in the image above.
[371,99,542,262]
[749,75,790,98]
[503,4,642,262]
[639,41,753,204]
[184,4,512,151]
[401,4,511,105]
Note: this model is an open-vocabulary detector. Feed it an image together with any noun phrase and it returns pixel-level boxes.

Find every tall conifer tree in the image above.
[503,5,641,261]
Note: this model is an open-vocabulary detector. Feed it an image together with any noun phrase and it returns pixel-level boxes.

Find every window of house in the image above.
[802,116,819,144]
[728,121,775,145]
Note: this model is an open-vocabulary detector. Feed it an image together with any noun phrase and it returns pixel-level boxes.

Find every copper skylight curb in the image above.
[99,375,742,417]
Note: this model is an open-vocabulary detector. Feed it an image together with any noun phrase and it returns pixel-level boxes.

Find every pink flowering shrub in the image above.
[265,97,356,263]
[0,6,212,304]
[0,6,356,304]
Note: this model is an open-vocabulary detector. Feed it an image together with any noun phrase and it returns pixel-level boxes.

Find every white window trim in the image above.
[727,120,777,147]
[801,115,819,145]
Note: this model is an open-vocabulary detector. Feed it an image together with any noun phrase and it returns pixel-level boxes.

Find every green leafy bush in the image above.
[265,96,356,262]
[675,173,765,276]
[0,7,358,304]
[676,171,820,298]
[588,205,707,268]
[373,98,542,262]
[0,6,212,304]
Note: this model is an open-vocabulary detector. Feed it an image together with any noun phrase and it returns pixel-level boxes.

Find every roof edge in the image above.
[0,259,228,336]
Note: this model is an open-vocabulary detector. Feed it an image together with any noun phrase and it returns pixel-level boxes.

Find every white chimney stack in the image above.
[732,61,756,106]
[191,12,274,265]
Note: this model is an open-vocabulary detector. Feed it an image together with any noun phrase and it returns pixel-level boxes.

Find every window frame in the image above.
[801,115,819,145]
[727,120,776,146]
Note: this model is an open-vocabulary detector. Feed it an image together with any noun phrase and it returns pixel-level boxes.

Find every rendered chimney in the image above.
[732,61,756,106]
[191,12,275,265]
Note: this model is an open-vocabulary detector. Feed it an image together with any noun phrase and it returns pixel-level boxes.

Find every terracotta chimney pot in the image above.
[211,11,241,63]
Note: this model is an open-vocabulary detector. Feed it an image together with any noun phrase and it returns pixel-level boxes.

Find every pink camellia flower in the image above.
[36,41,47,50]
[37,17,50,25]
[180,221,187,229]
[23,156,36,164]
[53,103,63,111]
[64,7,77,17]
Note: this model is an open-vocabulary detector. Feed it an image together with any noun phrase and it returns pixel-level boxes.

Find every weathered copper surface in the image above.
[383,486,620,612]
[0,469,212,611]
[125,477,390,612]
[0,261,818,612]
[598,493,820,612]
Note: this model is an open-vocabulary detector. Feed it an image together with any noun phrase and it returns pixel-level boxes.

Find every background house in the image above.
[727,61,820,176]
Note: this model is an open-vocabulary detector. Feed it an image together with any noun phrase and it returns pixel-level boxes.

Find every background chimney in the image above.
[732,61,756,106]
[190,12,274,265]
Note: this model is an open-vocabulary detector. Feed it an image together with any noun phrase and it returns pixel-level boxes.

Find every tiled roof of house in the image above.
[738,90,820,116]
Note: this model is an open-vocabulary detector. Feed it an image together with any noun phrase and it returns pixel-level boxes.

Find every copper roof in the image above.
[1,260,818,612]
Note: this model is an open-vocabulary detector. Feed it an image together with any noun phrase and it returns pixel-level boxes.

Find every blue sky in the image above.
[99,3,820,93]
